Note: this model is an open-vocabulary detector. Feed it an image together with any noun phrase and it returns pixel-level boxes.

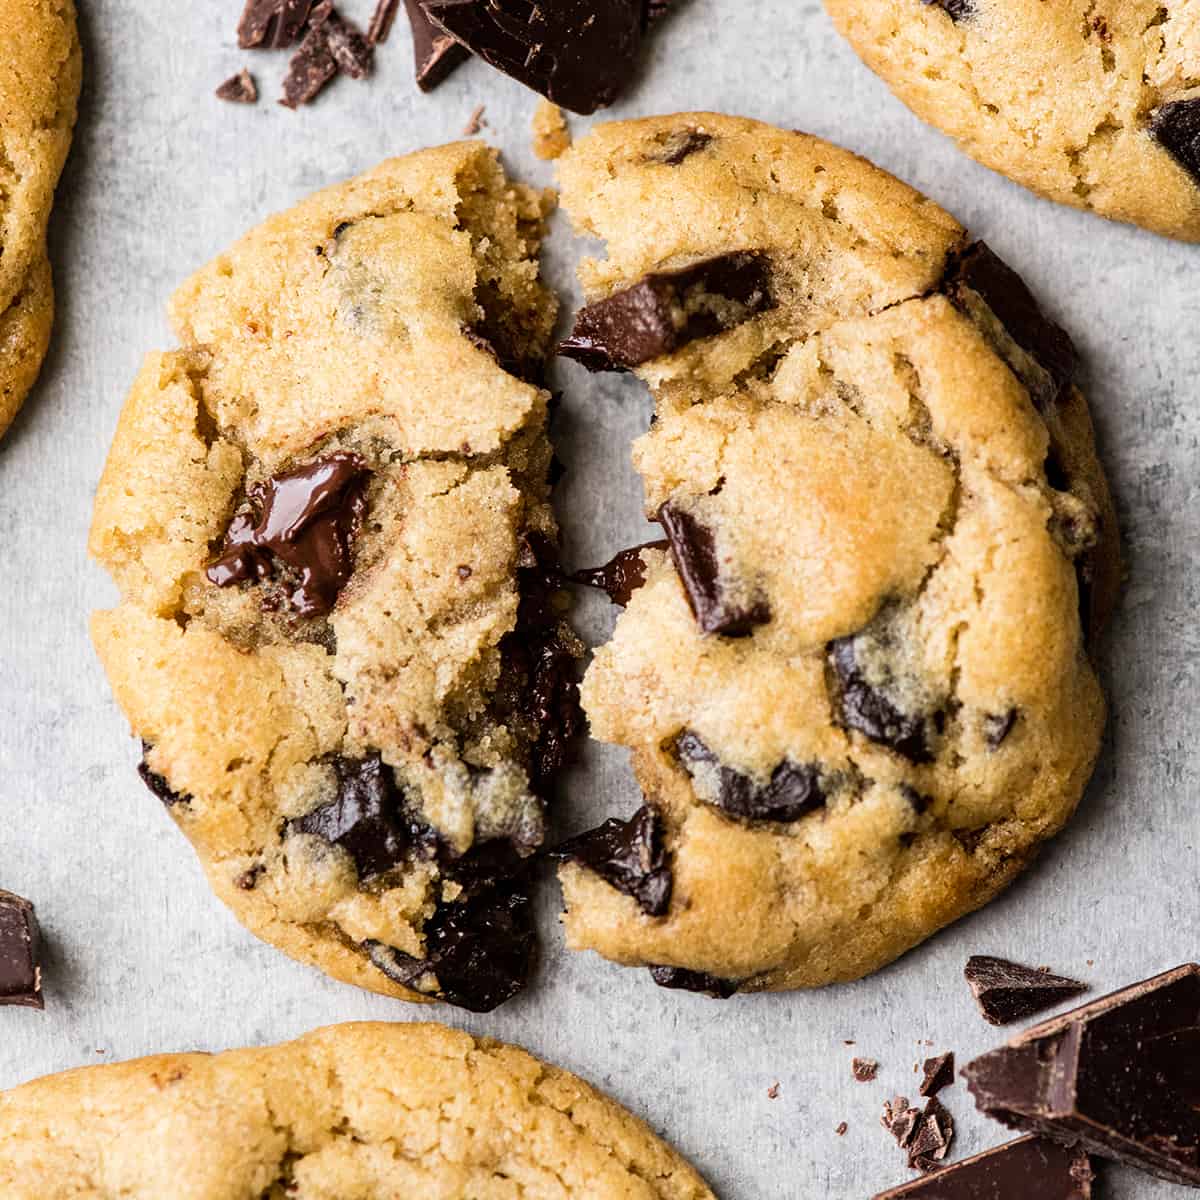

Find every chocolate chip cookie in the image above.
[0,0,81,436]
[0,1022,714,1198]
[825,0,1200,241]
[556,113,1118,995]
[89,143,582,1011]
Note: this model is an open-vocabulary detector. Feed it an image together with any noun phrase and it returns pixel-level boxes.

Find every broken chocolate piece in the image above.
[559,252,774,371]
[552,806,672,916]
[659,502,771,637]
[280,21,340,107]
[883,1095,954,1172]
[368,0,401,42]
[921,0,974,21]
[652,128,713,165]
[675,730,825,823]
[238,0,314,48]
[402,0,470,89]
[964,964,1200,1186]
[216,69,259,103]
[943,241,1078,411]
[571,540,668,607]
[648,965,740,998]
[853,1057,879,1082]
[873,1135,1092,1199]
[311,2,374,77]
[137,744,189,808]
[919,1053,955,1098]
[207,451,370,615]
[422,0,645,115]
[0,891,42,1009]
[1150,97,1200,185]
[965,955,1087,1026]
[982,708,1017,749]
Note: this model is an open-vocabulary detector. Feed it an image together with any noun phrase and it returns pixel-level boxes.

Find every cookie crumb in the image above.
[216,69,258,103]
[852,1057,878,1083]
[766,1082,780,1099]
[531,98,571,160]
[463,104,486,136]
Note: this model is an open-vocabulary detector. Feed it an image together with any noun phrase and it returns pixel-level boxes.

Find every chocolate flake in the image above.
[853,1057,879,1083]
[559,252,774,372]
[919,1053,955,1098]
[0,891,43,1009]
[402,0,469,89]
[571,540,668,607]
[964,955,1087,1026]
[238,0,315,48]
[964,964,1200,1186]
[216,69,259,103]
[648,965,740,998]
[1150,97,1200,185]
[367,0,401,42]
[921,0,974,21]
[422,0,646,115]
[676,730,825,824]
[553,806,672,916]
[873,1135,1092,1200]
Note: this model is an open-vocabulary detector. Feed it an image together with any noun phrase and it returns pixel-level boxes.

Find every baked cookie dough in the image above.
[89,144,582,1011]
[0,0,80,436]
[556,113,1119,996]
[825,0,1200,241]
[0,1022,714,1198]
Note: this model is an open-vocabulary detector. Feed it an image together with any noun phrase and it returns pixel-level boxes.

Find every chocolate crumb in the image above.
[964,955,1087,1025]
[216,69,259,103]
[919,1053,955,1098]
[853,1057,879,1083]
[836,1122,848,1137]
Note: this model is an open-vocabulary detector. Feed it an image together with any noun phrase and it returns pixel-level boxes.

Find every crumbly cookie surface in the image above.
[826,0,1200,241]
[0,1022,714,1199]
[0,0,80,435]
[89,144,582,1011]
[555,114,1118,995]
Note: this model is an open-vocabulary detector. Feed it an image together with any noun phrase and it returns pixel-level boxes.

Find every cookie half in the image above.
[0,1022,714,1198]
[826,0,1200,241]
[556,113,1118,995]
[89,144,581,1012]
[0,0,81,436]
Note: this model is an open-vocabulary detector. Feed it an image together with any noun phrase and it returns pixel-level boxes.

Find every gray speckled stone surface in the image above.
[1,1,1197,1195]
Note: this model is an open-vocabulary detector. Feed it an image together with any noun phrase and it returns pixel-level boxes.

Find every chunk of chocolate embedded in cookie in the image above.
[0,891,43,1010]
[402,0,469,90]
[920,0,973,21]
[982,708,1017,749]
[571,541,668,607]
[553,806,672,916]
[964,955,1087,1025]
[651,128,713,165]
[238,0,315,48]
[559,252,773,371]
[675,731,825,823]
[649,965,740,998]
[137,745,189,808]
[1150,98,1200,185]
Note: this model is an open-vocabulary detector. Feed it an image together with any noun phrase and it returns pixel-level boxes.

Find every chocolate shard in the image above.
[280,20,340,107]
[137,744,189,808]
[910,1096,955,1171]
[559,252,774,371]
[216,69,259,104]
[873,1135,1093,1199]
[648,965,740,998]
[571,540,668,607]
[368,0,401,42]
[658,502,771,637]
[422,0,645,115]
[853,1057,879,1083]
[289,754,411,880]
[207,451,370,615]
[964,964,1200,1186]
[921,0,974,21]
[312,2,374,77]
[943,241,1078,411]
[552,805,672,916]
[964,955,1088,1026]
[919,1052,955,1098]
[403,0,469,88]
[238,0,315,48]
[0,891,43,1009]
[1149,97,1200,185]
[675,730,825,823]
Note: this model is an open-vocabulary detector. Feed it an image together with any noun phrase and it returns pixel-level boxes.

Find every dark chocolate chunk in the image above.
[658,502,770,637]
[653,128,713,165]
[570,540,668,607]
[216,69,259,103]
[422,0,645,115]
[882,1096,922,1148]
[964,955,1087,1026]
[943,241,1078,411]
[853,1057,879,1082]
[289,754,411,880]
[552,806,672,916]
[648,965,740,998]
[238,0,315,48]
[559,252,774,371]
[0,891,43,1009]
[403,0,470,88]
[1150,97,1200,185]
[919,1053,955,1098]
[137,745,189,808]
[982,708,1017,749]
[675,730,825,823]
[207,452,370,615]
[921,0,974,21]
[873,1135,1093,1200]
[368,0,401,42]
[280,21,340,107]
[311,2,374,77]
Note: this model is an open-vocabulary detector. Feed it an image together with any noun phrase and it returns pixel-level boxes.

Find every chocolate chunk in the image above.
[289,754,411,880]
[648,965,740,998]
[280,21,339,107]
[1150,97,1200,184]
[652,128,713,165]
[137,745,189,808]
[646,0,672,22]
[965,955,1087,1026]
[559,252,774,371]
[571,540,668,607]
[964,964,1200,1185]
[882,1095,954,1171]
[238,0,314,48]
[368,0,401,42]
[216,69,259,103]
[943,241,1078,411]
[403,0,470,88]
[853,1057,879,1082]
[675,730,825,823]
[919,1053,955,1098]
[312,2,374,77]
[552,806,672,916]
[882,1097,921,1148]
[921,0,974,21]
[658,502,771,637]
[0,891,43,1009]
[207,452,370,615]
[982,708,1017,749]
[422,0,645,115]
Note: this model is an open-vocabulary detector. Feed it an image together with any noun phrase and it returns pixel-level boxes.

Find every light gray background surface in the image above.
[1,1,1197,1195]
